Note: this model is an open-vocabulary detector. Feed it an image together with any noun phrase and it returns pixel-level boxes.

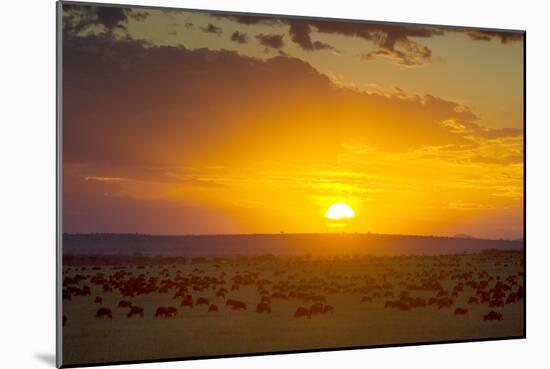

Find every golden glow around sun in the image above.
[326,203,356,220]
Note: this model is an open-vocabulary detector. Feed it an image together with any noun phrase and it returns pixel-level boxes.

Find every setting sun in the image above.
[326,203,356,220]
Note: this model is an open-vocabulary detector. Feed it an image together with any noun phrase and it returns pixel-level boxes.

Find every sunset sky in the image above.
[62,4,524,239]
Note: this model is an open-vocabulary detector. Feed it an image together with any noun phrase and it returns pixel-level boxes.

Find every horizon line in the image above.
[62,231,524,242]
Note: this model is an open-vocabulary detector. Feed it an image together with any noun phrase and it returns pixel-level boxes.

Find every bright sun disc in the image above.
[326,203,355,220]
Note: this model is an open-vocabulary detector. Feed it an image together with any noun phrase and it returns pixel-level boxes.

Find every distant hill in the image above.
[454,233,474,239]
[62,233,524,257]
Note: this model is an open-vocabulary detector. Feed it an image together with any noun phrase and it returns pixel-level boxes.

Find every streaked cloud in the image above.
[201,23,222,35]
[230,31,248,44]
[255,33,285,49]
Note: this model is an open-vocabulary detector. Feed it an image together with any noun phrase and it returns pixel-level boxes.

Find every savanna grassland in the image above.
[62,239,524,365]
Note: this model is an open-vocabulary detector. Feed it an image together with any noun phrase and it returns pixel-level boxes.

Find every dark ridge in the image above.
[62,233,523,257]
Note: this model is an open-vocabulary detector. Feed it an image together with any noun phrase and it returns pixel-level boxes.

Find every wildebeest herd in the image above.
[62,250,524,365]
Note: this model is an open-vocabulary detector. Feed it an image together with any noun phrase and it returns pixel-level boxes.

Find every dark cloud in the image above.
[223,15,442,65]
[62,4,148,36]
[65,163,229,189]
[288,21,335,51]
[216,15,279,26]
[462,30,523,44]
[62,33,519,174]
[128,11,149,22]
[96,7,129,30]
[295,20,442,66]
[256,33,285,49]
[230,31,248,44]
[63,169,236,234]
[306,20,443,43]
[201,23,223,35]
[219,14,521,66]
[62,34,331,170]
[361,41,432,67]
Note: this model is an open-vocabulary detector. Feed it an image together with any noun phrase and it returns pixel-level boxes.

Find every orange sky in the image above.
[62,4,524,239]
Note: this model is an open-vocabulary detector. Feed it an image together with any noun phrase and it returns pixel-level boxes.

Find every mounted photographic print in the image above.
[57,1,525,367]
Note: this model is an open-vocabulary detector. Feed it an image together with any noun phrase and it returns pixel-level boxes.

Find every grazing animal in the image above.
[467,296,479,304]
[118,300,132,308]
[409,297,426,308]
[196,297,209,305]
[173,290,187,299]
[208,304,219,312]
[166,307,178,316]
[231,301,247,311]
[226,299,239,307]
[94,296,102,304]
[122,290,135,298]
[95,308,112,319]
[506,294,517,304]
[483,311,503,321]
[437,290,449,297]
[80,286,91,296]
[181,298,193,308]
[397,301,411,311]
[323,304,334,314]
[385,300,410,310]
[226,299,247,310]
[436,298,453,309]
[310,302,324,315]
[294,307,311,319]
[492,289,506,300]
[478,291,491,303]
[454,307,468,315]
[155,307,177,318]
[256,302,271,314]
[127,306,144,318]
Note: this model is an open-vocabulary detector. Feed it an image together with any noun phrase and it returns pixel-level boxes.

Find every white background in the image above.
[1,0,548,368]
